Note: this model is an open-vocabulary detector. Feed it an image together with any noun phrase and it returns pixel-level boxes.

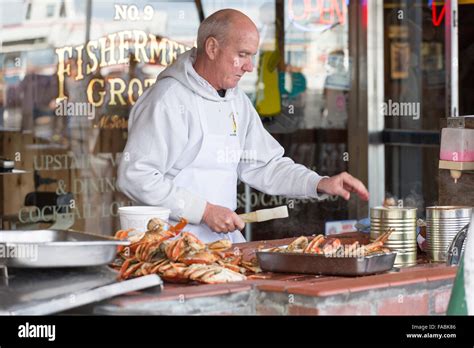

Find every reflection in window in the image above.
[59,0,66,18]
[46,4,55,18]
[0,0,352,239]
[25,3,32,20]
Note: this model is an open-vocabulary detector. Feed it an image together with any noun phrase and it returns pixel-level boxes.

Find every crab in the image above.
[321,238,342,256]
[114,218,188,257]
[358,228,394,256]
[164,232,206,261]
[113,218,259,283]
[239,257,262,273]
[181,251,219,265]
[268,228,395,258]
[303,235,325,254]
[183,264,247,284]
[206,239,232,252]
[343,241,360,257]
[286,236,309,252]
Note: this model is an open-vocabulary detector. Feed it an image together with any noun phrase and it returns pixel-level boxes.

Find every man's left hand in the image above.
[317,172,369,201]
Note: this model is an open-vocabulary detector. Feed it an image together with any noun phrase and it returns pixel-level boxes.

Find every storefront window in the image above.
[459,1,474,116]
[244,0,351,239]
[1,0,353,239]
[383,0,446,212]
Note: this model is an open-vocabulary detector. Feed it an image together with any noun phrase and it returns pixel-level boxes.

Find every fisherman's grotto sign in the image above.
[55,30,191,128]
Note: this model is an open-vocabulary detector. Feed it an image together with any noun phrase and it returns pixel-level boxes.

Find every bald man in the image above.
[118,9,369,243]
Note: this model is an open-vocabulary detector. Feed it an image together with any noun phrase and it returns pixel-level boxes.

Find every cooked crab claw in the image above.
[169,218,188,233]
[206,239,232,251]
[114,228,136,253]
[303,235,325,253]
[147,218,167,231]
[287,236,309,252]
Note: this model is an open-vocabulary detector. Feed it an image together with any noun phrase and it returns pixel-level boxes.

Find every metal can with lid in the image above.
[426,206,472,262]
[370,206,417,267]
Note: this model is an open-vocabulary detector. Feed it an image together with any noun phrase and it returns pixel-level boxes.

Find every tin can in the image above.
[426,206,472,262]
[370,206,417,267]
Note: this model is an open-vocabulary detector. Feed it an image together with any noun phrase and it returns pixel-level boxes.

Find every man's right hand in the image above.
[317,171,369,201]
[201,202,245,233]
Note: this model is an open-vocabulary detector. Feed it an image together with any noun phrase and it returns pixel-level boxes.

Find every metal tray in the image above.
[256,247,397,276]
[0,266,162,315]
[0,229,129,268]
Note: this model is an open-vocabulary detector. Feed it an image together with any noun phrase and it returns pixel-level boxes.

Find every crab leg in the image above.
[169,218,188,233]
[344,241,360,257]
[322,238,342,255]
[374,228,394,244]
[287,236,309,252]
[114,228,135,253]
[304,235,325,253]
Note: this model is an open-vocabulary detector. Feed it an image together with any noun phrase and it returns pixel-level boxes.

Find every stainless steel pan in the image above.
[257,247,397,276]
[0,229,129,268]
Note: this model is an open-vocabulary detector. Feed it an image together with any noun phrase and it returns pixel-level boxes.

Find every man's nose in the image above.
[243,59,253,73]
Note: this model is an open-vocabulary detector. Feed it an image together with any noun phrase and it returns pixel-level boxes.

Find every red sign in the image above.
[432,2,446,27]
[288,0,347,25]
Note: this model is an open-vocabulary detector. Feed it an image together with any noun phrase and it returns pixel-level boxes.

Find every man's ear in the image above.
[205,37,219,60]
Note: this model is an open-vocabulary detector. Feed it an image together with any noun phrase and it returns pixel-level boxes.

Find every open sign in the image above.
[288,0,347,25]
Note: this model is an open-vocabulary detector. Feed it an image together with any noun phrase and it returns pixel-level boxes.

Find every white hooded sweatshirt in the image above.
[117,47,327,242]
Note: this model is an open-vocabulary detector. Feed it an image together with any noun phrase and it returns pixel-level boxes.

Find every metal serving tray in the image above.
[257,247,397,276]
[0,266,162,315]
[0,229,129,268]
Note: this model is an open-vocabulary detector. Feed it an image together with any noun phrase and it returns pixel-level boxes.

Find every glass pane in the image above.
[201,0,351,239]
[383,0,445,213]
[1,0,353,240]
[459,2,474,115]
[46,4,55,18]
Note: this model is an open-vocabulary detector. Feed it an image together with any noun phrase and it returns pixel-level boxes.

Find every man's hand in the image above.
[202,202,245,233]
[317,172,369,201]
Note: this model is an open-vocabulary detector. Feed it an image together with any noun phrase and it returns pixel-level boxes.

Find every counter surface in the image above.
[93,233,457,315]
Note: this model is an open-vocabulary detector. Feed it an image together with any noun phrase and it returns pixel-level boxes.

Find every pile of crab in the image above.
[111,218,261,284]
[267,228,394,257]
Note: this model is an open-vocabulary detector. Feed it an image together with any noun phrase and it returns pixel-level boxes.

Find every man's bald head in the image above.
[193,9,259,90]
[196,9,258,55]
